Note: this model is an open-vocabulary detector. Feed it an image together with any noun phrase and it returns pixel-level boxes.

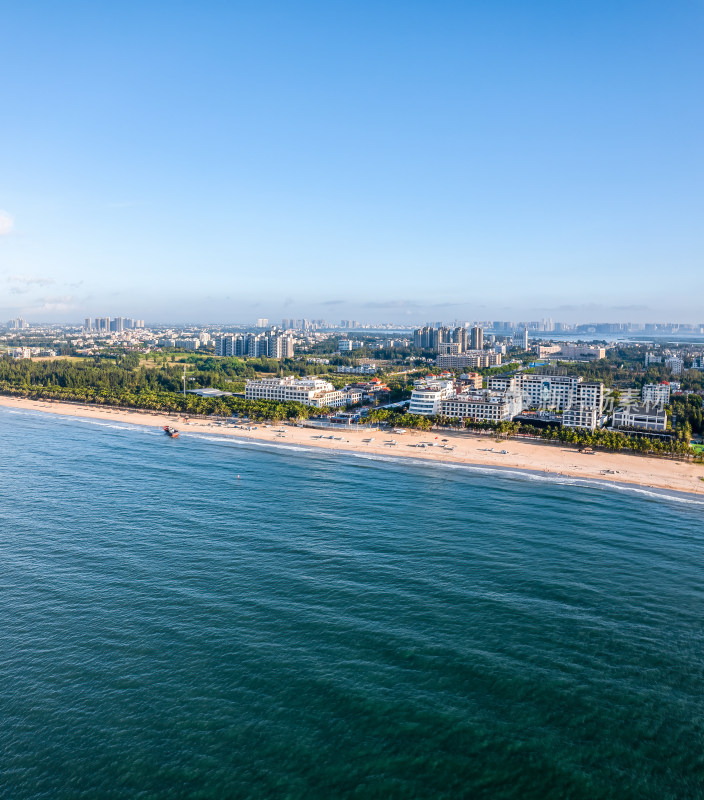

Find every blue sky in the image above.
[1,1,702,324]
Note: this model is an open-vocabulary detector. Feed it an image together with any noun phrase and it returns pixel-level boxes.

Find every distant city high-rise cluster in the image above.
[7,317,29,330]
[84,317,145,332]
[215,329,295,359]
[413,324,487,353]
[281,318,328,331]
[412,324,503,368]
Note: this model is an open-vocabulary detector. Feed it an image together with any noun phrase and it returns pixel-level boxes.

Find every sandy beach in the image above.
[2,394,703,496]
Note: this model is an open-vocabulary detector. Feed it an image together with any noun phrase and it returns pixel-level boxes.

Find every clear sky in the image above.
[1,1,702,324]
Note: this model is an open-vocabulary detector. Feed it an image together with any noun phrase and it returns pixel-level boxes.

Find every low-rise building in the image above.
[343,388,364,405]
[336,364,377,375]
[517,374,604,414]
[187,388,233,398]
[346,379,391,404]
[441,390,523,422]
[562,406,598,430]
[245,376,345,408]
[175,338,200,351]
[11,347,32,359]
[338,339,364,352]
[486,372,604,425]
[533,344,561,358]
[487,375,518,393]
[458,372,483,390]
[408,379,455,415]
[557,343,606,361]
[612,403,668,432]
[435,351,502,369]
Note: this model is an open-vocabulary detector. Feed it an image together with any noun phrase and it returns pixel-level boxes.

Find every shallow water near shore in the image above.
[1,407,703,798]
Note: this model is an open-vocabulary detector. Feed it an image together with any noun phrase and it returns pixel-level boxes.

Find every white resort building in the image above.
[408,379,455,416]
[487,373,604,416]
[441,390,524,422]
[562,407,599,430]
[612,404,668,432]
[245,377,346,408]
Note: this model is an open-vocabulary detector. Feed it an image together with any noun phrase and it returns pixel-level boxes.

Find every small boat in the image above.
[163,425,179,438]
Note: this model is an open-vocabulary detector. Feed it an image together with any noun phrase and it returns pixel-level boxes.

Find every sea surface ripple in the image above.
[1,408,703,799]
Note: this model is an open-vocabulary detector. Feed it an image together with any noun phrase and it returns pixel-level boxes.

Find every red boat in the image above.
[163,425,179,438]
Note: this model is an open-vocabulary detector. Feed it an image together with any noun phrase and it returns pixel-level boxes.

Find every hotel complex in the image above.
[245,376,346,408]
[409,377,524,424]
[409,372,605,429]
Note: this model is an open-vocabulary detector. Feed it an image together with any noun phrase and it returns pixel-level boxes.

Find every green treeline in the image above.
[0,356,318,421]
[669,394,704,440]
[1,355,700,458]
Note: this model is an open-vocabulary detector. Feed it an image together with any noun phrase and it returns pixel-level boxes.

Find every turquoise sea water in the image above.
[1,407,703,799]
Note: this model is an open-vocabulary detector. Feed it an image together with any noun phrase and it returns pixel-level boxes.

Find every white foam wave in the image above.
[4,406,701,507]
[185,434,314,453]
[317,448,704,507]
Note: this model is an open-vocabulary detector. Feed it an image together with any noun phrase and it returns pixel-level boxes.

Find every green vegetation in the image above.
[0,356,320,421]
[365,407,433,430]
[2,352,701,460]
[669,394,704,438]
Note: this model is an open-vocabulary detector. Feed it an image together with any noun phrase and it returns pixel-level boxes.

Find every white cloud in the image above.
[31,295,79,313]
[0,210,14,235]
[7,274,54,287]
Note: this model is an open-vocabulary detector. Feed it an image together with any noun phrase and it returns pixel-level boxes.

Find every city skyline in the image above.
[2,2,703,322]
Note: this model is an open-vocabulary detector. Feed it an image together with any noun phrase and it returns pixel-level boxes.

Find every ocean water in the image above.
[1,408,703,800]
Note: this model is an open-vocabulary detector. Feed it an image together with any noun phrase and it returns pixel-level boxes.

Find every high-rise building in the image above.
[512,326,529,350]
[413,326,435,349]
[268,333,295,359]
[470,326,483,351]
[256,318,269,328]
[216,336,232,356]
[216,335,245,357]
[642,383,671,407]
[84,318,92,330]
[665,356,683,375]
[435,327,451,350]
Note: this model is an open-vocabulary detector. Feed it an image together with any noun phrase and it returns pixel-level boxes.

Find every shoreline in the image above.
[2,395,703,497]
